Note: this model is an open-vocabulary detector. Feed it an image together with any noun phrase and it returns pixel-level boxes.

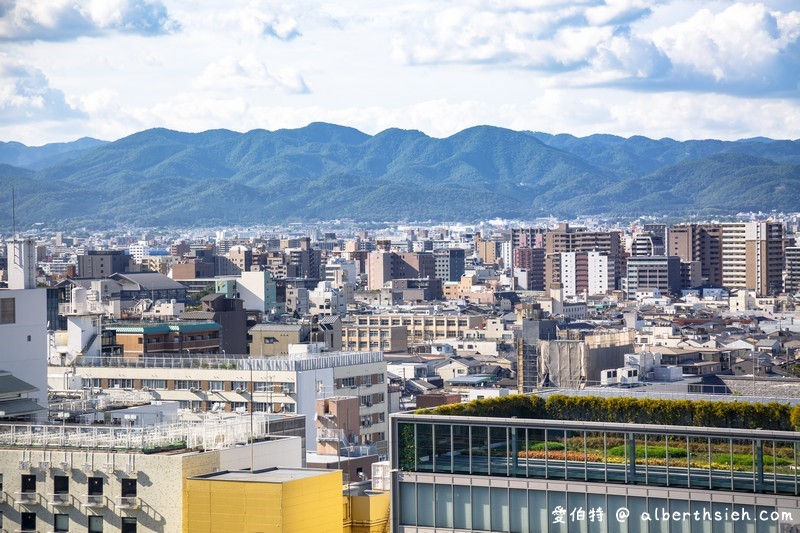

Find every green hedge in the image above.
[418,394,800,432]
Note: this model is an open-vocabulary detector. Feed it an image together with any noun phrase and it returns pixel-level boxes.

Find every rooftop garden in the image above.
[417,394,800,432]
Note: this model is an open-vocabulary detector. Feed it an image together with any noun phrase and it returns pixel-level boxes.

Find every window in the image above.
[0,298,15,324]
[175,380,201,390]
[121,518,137,533]
[20,512,36,531]
[54,514,69,532]
[53,475,69,494]
[141,379,167,390]
[82,378,102,389]
[88,516,103,533]
[88,476,103,496]
[231,381,248,392]
[341,377,355,387]
[21,474,36,493]
[209,381,225,391]
[108,379,134,389]
[121,479,137,498]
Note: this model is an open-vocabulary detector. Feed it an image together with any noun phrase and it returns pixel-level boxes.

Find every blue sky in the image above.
[1,0,799,145]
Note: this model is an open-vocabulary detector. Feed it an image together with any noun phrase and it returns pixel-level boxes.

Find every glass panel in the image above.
[768,439,796,495]
[471,426,490,475]
[628,496,646,533]
[454,485,472,530]
[472,486,490,531]
[529,488,548,532]
[435,484,453,528]
[732,505,757,533]
[453,425,471,474]
[417,483,434,527]
[709,437,733,491]
[711,502,735,533]
[417,424,433,473]
[690,501,712,533]
[491,487,510,532]
[509,488,528,533]
[567,491,588,533]
[54,514,69,532]
[545,429,567,480]
[755,506,778,533]
[648,498,669,533]
[607,495,628,533]
[668,499,690,533]
[606,432,627,485]
[731,438,755,492]
[434,424,452,473]
[549,491,568,533]
[587,493,606,533]
[510,426,525,477]
[665,435,690,488]
[399,482,416,525]
[584,431,607,483]
[397,423,415,471]
[490,426,509,476]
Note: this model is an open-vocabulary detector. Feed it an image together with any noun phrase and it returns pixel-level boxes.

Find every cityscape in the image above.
[2,0,800,532]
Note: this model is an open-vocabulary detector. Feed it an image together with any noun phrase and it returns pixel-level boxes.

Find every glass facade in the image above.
[397,420,800,496]
[394,415,800,532]
[398,482,784,533]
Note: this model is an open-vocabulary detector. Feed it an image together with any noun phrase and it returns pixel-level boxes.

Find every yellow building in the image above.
[184,468,344,532]
[343,487,391,533]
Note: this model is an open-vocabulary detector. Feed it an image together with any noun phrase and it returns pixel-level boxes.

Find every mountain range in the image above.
[1,123,798,229]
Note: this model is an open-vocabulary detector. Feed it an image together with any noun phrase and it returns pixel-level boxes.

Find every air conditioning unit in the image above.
[59,461,70,471]
[235,388,244,394]
[39,461,50,470]
[141,386,150,392]
[18,460,30,470]
[104,462,114,472]
[189,387,198,393]
[82,464,93,474]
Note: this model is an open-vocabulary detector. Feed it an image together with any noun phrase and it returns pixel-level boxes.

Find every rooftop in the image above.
[191,467,336,483]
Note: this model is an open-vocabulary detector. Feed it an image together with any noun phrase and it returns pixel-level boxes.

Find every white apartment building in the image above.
[721,222,785,295]
[127,243,149,265]
[49,350,388,454]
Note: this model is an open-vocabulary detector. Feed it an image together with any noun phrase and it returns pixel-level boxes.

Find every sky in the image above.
[1,0,799,146]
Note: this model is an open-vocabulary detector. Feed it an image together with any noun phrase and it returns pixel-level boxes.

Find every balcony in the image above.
[48,493,71,507]
[15,491,39,505]
[83,494,106,508]
[115,496,140,510]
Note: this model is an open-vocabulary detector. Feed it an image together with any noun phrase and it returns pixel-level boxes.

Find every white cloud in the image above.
[203,1,301,41]
[0,0,176,41]
[193,55,310,94]
[0,56,84,123]
[648,3,800,92]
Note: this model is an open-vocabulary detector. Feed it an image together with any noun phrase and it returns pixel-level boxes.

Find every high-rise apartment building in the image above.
[544,224,621,290]
[434,249,466,282]
[367,251,435,290]
[668,224,723,285]
[721,222,785,295]
[786,247,800,294]
[78,250,130,278]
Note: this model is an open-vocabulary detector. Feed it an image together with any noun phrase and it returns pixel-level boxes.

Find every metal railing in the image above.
[0,413,275,453]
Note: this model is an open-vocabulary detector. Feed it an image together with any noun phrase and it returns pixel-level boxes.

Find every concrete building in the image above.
[350,313,484,344]
[722,221,785,295]
[0,414,303,532]
[50,350,388,452]
[434,249,466,283]
[342,324,408,353]
[538,329,635,388]
[180,294,248,355]
[625,255,682,296]
[367,251,435,291]
[545,224,622,290]
[786,246,800,294]
[512,247,545,290]
[77,250,130,278]
[106,322,222,357]
[668,223,723,285]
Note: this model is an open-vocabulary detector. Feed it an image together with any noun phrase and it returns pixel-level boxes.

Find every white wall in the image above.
[0,288,48,408]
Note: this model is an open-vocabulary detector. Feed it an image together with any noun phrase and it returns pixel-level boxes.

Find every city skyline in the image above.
[2,0,800,146]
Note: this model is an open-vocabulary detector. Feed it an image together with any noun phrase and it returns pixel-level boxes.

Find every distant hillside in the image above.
[1,124,798,229]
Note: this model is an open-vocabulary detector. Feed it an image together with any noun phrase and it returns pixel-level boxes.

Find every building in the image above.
[721,221,785,295]
[0,414,303,532]
[786,247,800,294]
[434,249,466,283]
[180,294,248,354]
[185,467,343,532]
[77,250,130,278]
[512,247,545,291]
[668,223,723,285]
[625,255,682,296]
[106,322,222,356]
[349,313,484,344]
[367,251,435,291]
[538,329,635,388]
[391,400,800,532]
[342,324,408,353]
[544,224,621,291]
[51,350,388,452]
